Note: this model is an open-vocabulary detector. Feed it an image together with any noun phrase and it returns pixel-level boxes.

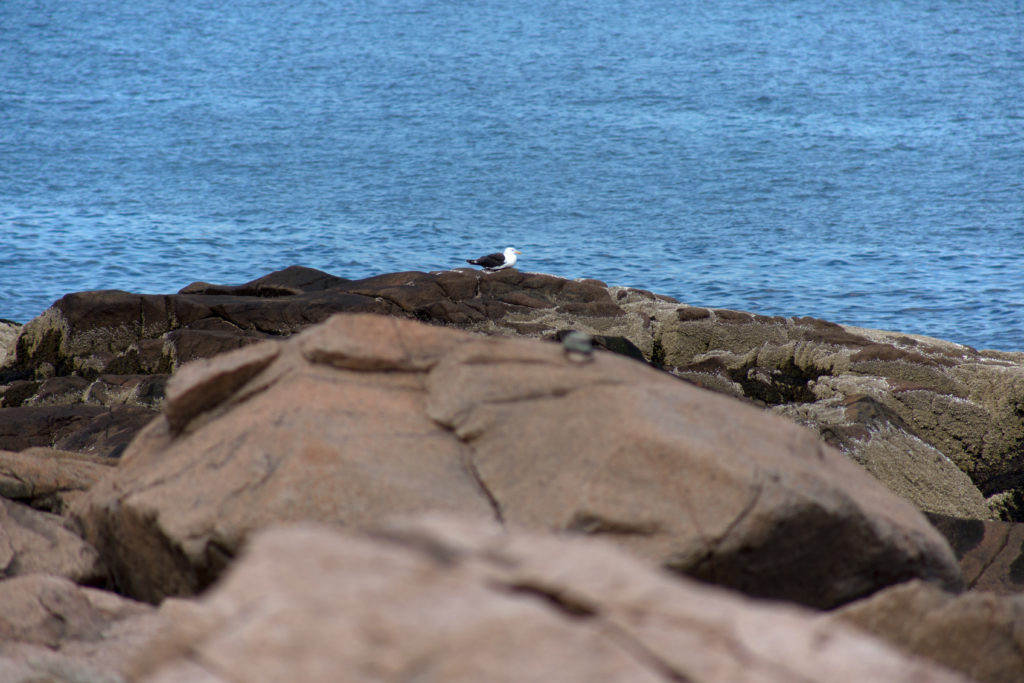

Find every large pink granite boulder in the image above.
[74,313,961,606]
[132,518,970,683]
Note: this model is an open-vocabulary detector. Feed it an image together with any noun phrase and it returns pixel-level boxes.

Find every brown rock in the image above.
[179,264,351,296]
[51,405,157,457]
[0,447,114,514]
[74,313,960,607]
[21,375,91,406]
[0,497,103,584]
[927,513,1024,594]
[0,380,39,408]
[12,266,1024,524]
[12,290,210,378]
[84,374,167,410]
[780,393,992,520]
[0,403,157,457]
[132,519,970,683]
[195,288,397,334]
[830,579,1024,683]
[0,404,97,451]
[6,267,631,383]
[165,322,269,366]
[0,319,19,369]
[0,574,156,682]
[163,340,280,435]
[609,292,1024,516]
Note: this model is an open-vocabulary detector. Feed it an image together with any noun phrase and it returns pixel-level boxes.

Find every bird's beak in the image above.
[515,250,522,254]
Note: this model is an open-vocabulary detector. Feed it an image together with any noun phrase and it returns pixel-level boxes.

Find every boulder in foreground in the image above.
[830,578,1024,683]
[74,313,961,607]
[132,518,970,683]
[0,573,156,682]
[0,496,103,585]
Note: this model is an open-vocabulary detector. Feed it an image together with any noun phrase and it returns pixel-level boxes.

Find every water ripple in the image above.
[1,0,1022,350]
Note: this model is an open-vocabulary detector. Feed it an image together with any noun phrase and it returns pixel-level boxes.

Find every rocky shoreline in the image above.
[0,266,1022,681]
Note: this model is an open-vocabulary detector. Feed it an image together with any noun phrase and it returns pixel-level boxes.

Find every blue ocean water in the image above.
[2,0,1023,349]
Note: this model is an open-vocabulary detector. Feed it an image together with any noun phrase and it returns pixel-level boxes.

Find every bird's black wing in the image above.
[468,252,505,268]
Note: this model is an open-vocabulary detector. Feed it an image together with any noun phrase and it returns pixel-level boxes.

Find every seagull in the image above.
[466,247,521,272]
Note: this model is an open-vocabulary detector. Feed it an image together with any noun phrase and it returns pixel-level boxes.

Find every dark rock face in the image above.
[927,513,1024,594]
[0,371,166,458]
[6,267,619,381]
[0,404,155,457]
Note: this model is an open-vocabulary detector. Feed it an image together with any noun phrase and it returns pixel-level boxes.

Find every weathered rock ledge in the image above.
[3,266,1023,521]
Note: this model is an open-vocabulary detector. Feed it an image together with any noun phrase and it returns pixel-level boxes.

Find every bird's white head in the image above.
[503,247,521,266]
